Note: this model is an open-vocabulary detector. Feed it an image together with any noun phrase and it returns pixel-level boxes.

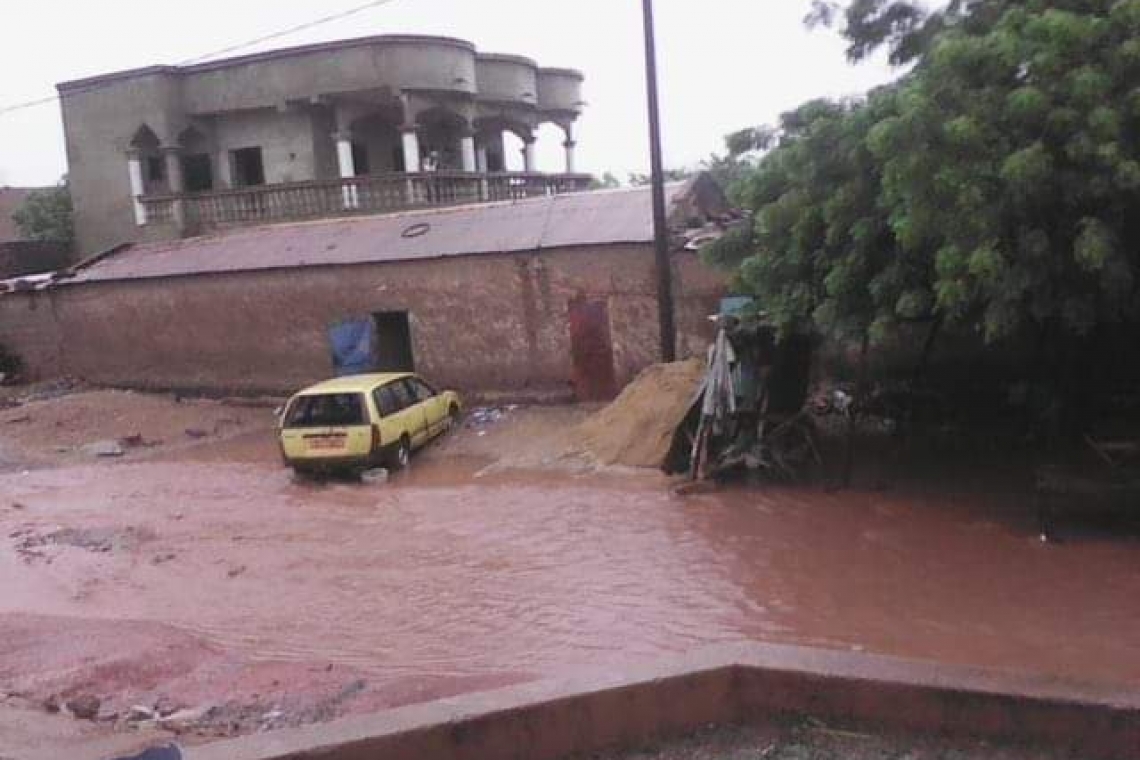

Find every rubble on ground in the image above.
[82,440,126,458]
[12,526,157,562]
[466,406,518,428]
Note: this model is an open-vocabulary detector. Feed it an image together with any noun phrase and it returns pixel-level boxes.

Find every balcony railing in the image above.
[140,171,594,233]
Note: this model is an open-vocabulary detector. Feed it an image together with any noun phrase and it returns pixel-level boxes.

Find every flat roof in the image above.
[57,34,481,92]
[56,35,585,95]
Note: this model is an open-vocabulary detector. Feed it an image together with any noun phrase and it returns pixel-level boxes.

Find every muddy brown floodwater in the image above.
[1,405,1140,756]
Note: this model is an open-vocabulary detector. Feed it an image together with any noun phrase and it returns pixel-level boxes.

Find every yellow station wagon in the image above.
[278,373,461,475]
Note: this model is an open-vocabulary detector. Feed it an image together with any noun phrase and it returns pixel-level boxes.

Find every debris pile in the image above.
[12,526,157,563]
[569,359,705,468]
[466,405,518,437]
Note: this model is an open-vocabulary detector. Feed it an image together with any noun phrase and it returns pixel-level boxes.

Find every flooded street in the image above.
[1,399,1140,754]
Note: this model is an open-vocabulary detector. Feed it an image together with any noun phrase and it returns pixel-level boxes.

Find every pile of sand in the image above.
[569,358,705,468]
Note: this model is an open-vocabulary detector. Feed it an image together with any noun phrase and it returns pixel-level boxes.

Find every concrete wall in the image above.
[58,36,583,256]
[181,37,478,115]
[310,109,339,181]
[537,69,584,116]
[213,109,318,186]
[188,641,1140,760]
[60,72,186,255]
[0,246,724,397]
[476,55,539,106]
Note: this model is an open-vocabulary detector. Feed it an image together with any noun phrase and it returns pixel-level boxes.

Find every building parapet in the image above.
[138,171,593,235]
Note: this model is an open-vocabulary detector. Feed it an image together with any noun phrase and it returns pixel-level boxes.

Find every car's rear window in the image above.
[284,393,366,428]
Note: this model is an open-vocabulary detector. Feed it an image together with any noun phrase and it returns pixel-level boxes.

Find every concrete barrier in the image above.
[187,641,1140,760]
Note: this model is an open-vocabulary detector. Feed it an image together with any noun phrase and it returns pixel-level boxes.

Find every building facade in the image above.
[58,35,588,255]
[0,181,733,400]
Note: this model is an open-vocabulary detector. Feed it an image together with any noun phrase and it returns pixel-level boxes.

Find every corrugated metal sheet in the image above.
[69,184,680,285]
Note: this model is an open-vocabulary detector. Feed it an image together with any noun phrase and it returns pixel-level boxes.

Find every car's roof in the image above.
[294,373,413,395]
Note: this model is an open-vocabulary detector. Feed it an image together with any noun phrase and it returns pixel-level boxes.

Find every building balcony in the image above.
[138,171,593,234]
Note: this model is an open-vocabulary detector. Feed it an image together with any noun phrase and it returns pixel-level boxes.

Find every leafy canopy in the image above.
[708,0,1140,345]
[13,181,74,246]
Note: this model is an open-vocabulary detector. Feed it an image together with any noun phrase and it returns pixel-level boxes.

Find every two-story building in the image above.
[58,34,588,255]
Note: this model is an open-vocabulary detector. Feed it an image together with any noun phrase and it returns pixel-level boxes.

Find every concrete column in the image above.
[563,140,578,174]
[401,129,421,173]
[216,151,233,189]
[162,147,185,193]
[126,151,147,226]
[523,139,538,174]
[460,135,477,173]
[162,147,186,232]
[401,128,422,203]
[475,143,490,200]
[334,132,358,209]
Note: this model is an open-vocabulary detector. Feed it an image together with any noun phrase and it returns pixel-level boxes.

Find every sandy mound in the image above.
[569,358,705,468]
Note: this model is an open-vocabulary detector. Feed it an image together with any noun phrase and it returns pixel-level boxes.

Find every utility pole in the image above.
[641,0,677,362]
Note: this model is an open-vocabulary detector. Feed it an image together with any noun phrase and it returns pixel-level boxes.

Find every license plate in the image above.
[307,437,346,451]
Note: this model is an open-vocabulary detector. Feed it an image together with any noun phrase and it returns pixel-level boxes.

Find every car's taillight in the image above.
[371,424,382,451]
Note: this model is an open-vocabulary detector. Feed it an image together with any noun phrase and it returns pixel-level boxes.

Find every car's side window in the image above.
[406,378,434,402]
[390,380,414,410]
[373,385,400,417]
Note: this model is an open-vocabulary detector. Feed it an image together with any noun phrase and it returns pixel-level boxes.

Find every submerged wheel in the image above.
[389,435,411,470]
[447,403,461,430]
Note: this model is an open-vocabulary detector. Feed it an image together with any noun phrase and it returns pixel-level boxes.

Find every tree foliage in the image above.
[13,180,74,245]
[625,128,775,204]
[590,172,623,190]
[628,168,693,186]
[708,0,1140,349]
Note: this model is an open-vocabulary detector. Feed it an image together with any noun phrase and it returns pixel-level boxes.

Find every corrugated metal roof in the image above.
[68,184,686,284]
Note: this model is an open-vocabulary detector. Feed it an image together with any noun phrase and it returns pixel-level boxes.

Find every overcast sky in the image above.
[0,0,897,187]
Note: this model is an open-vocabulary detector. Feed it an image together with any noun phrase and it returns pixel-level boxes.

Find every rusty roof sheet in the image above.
[68,184,687,285]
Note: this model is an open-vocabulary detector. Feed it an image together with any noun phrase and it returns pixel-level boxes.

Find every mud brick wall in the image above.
[0,245,725,397]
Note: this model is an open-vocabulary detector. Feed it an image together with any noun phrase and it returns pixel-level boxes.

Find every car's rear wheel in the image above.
[389,435,411,470]
[447,403,461,431]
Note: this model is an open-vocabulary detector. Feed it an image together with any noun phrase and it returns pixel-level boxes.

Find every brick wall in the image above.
[0,244,725,397]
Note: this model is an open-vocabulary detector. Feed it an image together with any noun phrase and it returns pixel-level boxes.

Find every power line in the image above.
[176,0,401,66]
[0,94,58,117]
[0,0,402,117]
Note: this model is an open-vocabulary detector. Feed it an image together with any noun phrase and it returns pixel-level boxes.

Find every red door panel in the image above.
[568,298,618,401]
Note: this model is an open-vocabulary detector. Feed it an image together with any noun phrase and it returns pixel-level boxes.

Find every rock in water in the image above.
[82,440,125,458]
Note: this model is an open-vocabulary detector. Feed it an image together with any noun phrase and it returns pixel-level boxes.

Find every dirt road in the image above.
[1,389,1139,758]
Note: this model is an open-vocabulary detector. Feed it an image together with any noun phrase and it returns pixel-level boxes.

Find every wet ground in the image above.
[1,390,1139,757]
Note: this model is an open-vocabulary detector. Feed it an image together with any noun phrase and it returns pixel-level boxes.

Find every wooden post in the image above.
[641,0,677,362]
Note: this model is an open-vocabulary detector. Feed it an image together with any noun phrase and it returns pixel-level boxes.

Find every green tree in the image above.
[590,172,623,190]
[709,0,1140,350]
[13,180,74,246]
[806,0,964,64]
[628,168,693,186]
[706,94,913,341]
